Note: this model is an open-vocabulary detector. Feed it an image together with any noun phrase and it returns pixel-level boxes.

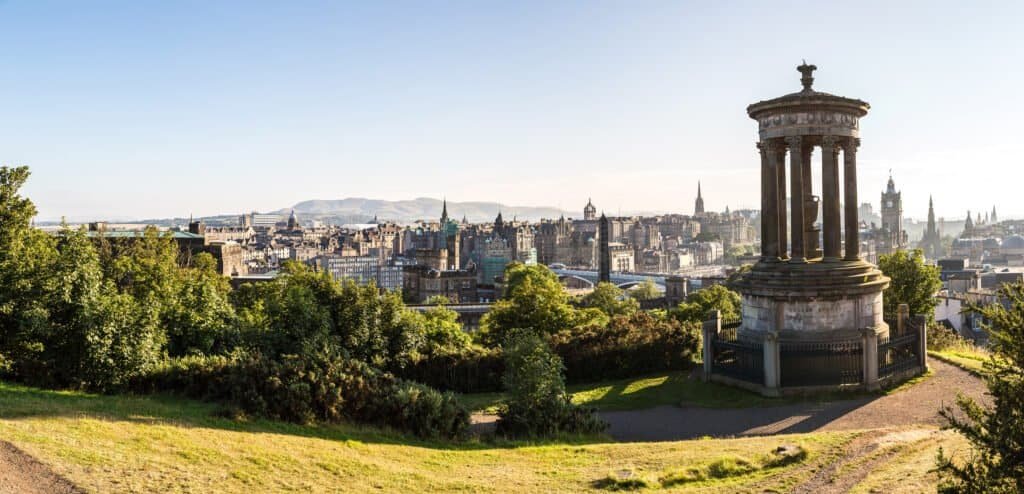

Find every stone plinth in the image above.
[733,260,890,342]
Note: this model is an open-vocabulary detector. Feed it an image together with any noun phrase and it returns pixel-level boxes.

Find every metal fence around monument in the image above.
[711,324,764,385]
[878,332,919,379]
[779,339,863,387]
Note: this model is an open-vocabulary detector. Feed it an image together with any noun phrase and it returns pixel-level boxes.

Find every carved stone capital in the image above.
[844,137,861,153]
[759,139,783,154]
[784,135,803,149]
[821,135,840,150]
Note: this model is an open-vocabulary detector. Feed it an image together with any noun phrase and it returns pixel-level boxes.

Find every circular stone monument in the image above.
[732,62,890,343]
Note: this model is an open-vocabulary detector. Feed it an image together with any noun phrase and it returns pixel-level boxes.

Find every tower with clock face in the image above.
[880,175,906,252]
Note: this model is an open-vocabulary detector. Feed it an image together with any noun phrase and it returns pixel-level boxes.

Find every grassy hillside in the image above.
[0,381,863,493]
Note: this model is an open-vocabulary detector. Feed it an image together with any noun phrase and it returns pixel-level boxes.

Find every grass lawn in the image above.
[928,345,992,376]
[0,381,862,493]
[459,370,901,414]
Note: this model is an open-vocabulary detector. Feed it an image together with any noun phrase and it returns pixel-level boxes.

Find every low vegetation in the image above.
[0,380,855,493]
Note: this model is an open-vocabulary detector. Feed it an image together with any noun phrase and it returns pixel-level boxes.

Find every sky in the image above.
[3,1,1022,222]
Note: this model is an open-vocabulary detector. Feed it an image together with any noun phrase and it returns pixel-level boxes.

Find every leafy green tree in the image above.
[418,305,471,356]
[495,329,606,437]
[627,279,661,302]
[878,249,941,322]
[938,283,1024,492]
[480,263,579,345]
[671,284,741,324]
[580,282,638,317]
[0,166,58,377]
[165,253,237,356]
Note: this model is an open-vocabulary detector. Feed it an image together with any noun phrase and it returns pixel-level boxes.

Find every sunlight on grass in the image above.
[0,380,859,493]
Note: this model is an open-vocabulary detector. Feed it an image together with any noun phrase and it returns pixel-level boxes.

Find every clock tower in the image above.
[879,174,907,254]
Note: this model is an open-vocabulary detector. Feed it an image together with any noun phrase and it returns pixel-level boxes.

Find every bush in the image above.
[552,312,700,383]
[226,351,468,439]
[129,354,236,399]
[496,329,606,438]
[397,347,504,393]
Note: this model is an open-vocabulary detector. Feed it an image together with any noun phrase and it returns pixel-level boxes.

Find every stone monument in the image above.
[733,62,890,343]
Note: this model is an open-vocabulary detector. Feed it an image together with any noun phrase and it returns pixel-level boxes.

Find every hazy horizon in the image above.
[6,2,1021,221]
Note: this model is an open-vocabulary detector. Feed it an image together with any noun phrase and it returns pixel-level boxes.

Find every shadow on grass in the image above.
[0,381,611,451]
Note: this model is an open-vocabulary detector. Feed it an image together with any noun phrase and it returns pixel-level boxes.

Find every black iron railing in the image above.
[779,339,863,387]
[878,332,919,379]
[711,329,764,384]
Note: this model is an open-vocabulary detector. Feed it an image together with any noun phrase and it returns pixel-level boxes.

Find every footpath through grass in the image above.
[0,381,856,493]
[928,340,993,376]
[460,370,889,414]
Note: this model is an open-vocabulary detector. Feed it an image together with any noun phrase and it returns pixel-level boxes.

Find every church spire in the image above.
[440,197,449,223]
[694,181,705,215]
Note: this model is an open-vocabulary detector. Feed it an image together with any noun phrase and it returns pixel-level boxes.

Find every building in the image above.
[318,255,404,291]
[402,265,478,303]
[876,175,908,255]
[918,196,944,260]
[694,182,705,215]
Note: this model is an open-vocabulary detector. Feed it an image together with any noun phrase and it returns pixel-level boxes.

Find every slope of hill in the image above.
[277,197,572,223]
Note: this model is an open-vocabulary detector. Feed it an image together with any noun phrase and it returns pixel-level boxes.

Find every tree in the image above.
[480,263,579,345]
[0,167,58,378]
[165,253,238,356]
[580,282,638,317]
[495,329,606,437]
[418,305,472,356]
[938,283,1024,492]
[878,249,941,323]
[671,284,741,324]
[627,279,661,302]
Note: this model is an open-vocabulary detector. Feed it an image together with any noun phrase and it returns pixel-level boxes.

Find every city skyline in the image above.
[5,2,1021,220]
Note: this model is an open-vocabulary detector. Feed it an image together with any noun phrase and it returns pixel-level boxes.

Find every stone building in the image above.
[401,265,478,303]
[875,175,908,256]
[918,196,944,260]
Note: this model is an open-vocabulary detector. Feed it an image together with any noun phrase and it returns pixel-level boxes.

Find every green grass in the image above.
[929,340,993,376]
[0,380,858,493]
[460,370,899,414]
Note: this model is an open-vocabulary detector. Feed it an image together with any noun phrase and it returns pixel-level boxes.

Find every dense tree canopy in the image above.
[671,284,742,324]
[579,282,638,317]
[878,249,942,322]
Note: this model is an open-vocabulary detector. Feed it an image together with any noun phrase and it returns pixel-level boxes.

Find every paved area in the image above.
[603,359,986,442]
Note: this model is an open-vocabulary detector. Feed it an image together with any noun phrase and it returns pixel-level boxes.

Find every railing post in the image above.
[702,310,721,382]
[914,315,929,372]
[861,327,879,391]
[763,331,780,396]
[897,303,910,335]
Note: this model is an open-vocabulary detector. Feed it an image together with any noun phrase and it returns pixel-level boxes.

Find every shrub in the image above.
[129,354,236,399]
[226,351,468,439]
[552,312,700,383]
[496,329,606,438]
[397,347,504,393]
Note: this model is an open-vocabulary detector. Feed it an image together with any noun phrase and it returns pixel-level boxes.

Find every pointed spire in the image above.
[697,181,702,199]
[440,197,449,223]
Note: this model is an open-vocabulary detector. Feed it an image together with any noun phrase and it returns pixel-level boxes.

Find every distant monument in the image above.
[598,213,610,283]
[704,63,925,395]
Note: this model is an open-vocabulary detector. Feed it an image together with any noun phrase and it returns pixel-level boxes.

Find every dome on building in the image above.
[983,237,1002,249]
[1002,235,1024,249]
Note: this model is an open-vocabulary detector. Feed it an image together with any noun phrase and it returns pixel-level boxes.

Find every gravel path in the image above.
[602,359,986,442]
[0,441,82,494]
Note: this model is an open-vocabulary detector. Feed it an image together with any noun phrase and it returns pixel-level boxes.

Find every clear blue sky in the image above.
[4,1,1021,221]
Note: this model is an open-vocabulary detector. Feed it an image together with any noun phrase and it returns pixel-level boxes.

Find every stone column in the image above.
[843,138,860,260]
[802,142,818,258]
[786,136,805,262]
[861,327,879,391]
[762,331,781,396]
[702,310,721,382]
[775,145,788,258]
[759,141,779,260]
[897,303,909,335]
[821,136,842,261]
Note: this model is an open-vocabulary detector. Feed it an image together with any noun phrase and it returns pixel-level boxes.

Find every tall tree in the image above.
[878,249,942,322]
[480,263,580,345]
[938,283,1024,492]
[671,284,741,324]
[580,282,638,317]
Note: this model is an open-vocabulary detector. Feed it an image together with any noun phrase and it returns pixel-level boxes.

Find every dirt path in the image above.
[601,360,985,442]
[0,441,82,494]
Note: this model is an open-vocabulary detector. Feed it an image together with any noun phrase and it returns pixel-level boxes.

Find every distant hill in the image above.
[276,197,573,223]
